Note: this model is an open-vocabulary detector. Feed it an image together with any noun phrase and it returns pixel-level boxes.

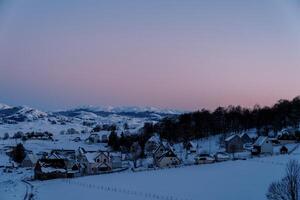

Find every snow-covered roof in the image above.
[85,152,99,163]
[48,153,63,160]
[254,136,268,146]
[225,135,239,142]
[188,141,197,148]
[24,153,38,163]
[110,152,121,157]
[147,134,160,143]
[85,151,110,163]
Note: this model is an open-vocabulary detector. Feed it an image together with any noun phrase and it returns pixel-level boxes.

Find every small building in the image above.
[155,149,181,168]
[21,153,38,168]
[34,159,67,180]
[225,135,244,153]
[101,134,108,143]
[85,133,100,144]
[280,146,288,154]
[184,141,197,153]
[239,133,252,144]
[252,136,273,155]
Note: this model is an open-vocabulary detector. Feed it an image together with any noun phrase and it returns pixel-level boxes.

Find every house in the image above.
[110,152,122,169]
[145,134,160,156]
[153,143,169,161]
[252,136,273,155]
[184,141,197,153]
[280,146,288,154]
[225,135,244,153]
[101,134,108,143]
[79,151,112,174]
[34,158,67,180]
[239,133,252,144]
[21,153,38,168]
[49,149,76,169]
[155,148,181,168]
[85,133,100,144]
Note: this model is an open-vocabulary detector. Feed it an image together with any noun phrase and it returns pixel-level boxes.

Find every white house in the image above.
[84,151,112,174]
[252,136,273,155]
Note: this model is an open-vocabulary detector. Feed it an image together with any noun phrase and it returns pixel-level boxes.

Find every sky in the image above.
[0,0,300,111]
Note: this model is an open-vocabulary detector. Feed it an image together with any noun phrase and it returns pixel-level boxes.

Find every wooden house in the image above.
[225,135,244,153]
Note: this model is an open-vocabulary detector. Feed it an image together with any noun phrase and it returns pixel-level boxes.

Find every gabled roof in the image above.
[254,136,268,146]
[225,135,239,142]
[188,141,197,148]
[84,151,110,163]
[153,142,170,155]
[147,134,160,143]
[24,153,38,163]
[85,152,99,163]
[157,149,179,162]
[48,153,63,160]
[239,133,250,138]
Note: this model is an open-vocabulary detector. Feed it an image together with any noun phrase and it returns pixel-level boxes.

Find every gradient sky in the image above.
[0,0,300,110]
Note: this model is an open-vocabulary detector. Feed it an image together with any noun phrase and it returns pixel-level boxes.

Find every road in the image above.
[22,180,34,200]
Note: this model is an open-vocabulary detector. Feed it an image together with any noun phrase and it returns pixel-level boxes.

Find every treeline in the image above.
[108,96,300,152]
[154,96,300,142]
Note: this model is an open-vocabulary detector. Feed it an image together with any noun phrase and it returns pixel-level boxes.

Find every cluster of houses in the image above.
[224,132,294,155]
[33,148,124,180]
[4,128,299,181]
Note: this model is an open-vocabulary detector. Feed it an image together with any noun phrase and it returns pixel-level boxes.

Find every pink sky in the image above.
[0,0,300,110]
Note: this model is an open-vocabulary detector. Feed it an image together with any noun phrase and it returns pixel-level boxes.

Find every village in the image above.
[1,126,299,182]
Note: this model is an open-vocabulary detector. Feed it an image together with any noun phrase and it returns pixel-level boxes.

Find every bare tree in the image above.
[267,160,300,200]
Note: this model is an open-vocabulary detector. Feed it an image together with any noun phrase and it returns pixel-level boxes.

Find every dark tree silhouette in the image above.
[11,143,26,163]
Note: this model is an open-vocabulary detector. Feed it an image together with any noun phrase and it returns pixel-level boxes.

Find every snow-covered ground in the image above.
[32,154,296,200]
[1,135,300,200]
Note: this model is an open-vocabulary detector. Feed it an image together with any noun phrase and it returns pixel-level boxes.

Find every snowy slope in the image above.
[0,103,11,110]
[0,104,180,136]
[33,154,297,200]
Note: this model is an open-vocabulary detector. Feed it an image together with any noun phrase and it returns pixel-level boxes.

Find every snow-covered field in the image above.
[32,152,298,200]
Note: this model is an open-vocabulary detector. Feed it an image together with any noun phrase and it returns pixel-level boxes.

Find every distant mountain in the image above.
[0,103,11,110]
[0,103,181,124]
[54,106,181,120]
[0,105,47,123]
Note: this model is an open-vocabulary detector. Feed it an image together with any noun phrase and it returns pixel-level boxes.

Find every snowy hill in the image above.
[53,106,180,121]
[0,103,181,134]
[0,105,47,123]
[0,103,11,110]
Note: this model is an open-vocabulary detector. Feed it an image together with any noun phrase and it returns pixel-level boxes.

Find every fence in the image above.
[63,179,193,200]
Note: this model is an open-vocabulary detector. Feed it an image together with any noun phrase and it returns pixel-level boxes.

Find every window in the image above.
[104,158,107,163]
